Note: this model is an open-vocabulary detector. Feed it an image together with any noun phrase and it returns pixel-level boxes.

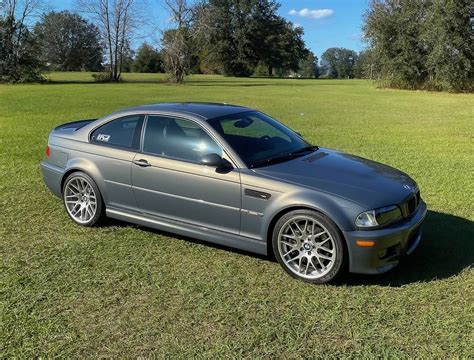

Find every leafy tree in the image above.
[424,0,474,91]
[197,0,255,76]
[132,42,163,73]
[0,0,44,83]
[320,47,358,78]
[364,0,429,88]
[363,0,473,91]
[247,0,280,76]
[194,0,309,77]
[298,51,319,78]
[34,11,103,71]
[353,49,375,79]
[270,22,308,76]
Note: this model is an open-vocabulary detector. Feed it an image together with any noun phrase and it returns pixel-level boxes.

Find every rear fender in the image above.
[63,158,107,203]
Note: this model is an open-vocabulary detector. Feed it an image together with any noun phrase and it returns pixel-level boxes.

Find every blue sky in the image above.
[279,0,368,56]
[50,0,369,58]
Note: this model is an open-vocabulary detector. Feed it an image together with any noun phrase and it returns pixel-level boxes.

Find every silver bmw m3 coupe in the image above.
[41,103,427,283]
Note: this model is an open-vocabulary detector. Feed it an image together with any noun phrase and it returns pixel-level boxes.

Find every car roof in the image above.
[114,102,252,120]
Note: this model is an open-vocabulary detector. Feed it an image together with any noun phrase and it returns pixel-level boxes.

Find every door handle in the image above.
[133,159,151,167]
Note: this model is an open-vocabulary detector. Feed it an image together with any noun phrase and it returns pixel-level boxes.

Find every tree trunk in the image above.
[268,65,273,77]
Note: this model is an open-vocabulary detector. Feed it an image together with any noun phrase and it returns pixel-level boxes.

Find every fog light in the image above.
[378,248,388,259]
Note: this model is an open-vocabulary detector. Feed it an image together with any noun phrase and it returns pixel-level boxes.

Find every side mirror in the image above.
[200,153,224,167]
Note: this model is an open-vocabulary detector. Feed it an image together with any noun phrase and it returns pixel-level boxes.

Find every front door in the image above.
[131,115,241,234]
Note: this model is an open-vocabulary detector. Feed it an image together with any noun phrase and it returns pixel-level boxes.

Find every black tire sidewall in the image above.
[272,209,346,284]
[62,171,104,226]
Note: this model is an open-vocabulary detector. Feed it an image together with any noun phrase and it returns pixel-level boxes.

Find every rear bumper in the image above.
[40,161,64,198]
[343,200,427,274]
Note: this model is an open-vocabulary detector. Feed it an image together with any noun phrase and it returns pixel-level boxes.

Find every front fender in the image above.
[262,189,360,242]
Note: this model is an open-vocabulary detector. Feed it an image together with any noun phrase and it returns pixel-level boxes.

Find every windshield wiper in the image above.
[291,145,319,154]
[250,145,318,168]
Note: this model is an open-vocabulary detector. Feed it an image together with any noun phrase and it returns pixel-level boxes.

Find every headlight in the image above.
[355,205,402,228]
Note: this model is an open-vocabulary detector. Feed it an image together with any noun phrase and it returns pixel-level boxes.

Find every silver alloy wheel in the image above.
[277,215,336,279]
[64,176,97,224]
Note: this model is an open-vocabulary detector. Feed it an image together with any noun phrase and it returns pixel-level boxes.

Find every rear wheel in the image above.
[62,172,105,226]
[272,209,346,284]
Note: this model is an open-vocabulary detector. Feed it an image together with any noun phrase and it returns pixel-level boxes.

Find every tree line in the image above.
[1,0,473,91]
[364,0,474,92]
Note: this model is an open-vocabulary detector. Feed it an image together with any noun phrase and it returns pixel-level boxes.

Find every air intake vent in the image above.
[303,152,329,163]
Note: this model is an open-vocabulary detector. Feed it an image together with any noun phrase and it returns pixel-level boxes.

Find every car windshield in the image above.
[208,111,316,168]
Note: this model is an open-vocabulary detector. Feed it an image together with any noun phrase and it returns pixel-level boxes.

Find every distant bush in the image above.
[132,43,163,73]
[92,72,113,82]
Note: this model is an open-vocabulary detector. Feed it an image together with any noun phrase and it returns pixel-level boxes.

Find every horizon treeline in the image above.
[1,0,473,92]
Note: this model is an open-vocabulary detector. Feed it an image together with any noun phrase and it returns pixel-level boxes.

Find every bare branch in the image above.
[75,0,140,81]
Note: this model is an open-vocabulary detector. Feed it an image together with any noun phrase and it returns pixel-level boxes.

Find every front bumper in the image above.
[343,200,427,274]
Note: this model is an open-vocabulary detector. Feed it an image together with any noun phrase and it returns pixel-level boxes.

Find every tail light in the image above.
[45,145,51,158]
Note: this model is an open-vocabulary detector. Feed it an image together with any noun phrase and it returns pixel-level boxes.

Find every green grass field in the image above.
[1,72,473,357]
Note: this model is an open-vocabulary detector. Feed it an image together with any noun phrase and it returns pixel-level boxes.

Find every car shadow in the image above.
[103,217,272,262]
[42,77,350,87]
[106,210,473,287]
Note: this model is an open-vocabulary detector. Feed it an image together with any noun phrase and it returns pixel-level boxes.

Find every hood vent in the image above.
[303,152,329,163]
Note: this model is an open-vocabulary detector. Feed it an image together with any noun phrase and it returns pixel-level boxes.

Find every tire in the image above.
[62,171,105,226]
[272,209,346,284]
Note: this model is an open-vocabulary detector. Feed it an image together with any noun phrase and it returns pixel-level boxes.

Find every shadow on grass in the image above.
[107,210,473,286]
[104,217,272,262]
[41,76,354,87]
[41,79,167,85]
[182,78,354,87]
[42,79,310,87]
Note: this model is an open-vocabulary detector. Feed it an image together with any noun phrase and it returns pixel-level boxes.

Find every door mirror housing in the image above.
[200,153,224,167]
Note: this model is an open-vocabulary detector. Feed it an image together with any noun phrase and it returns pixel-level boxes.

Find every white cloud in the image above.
[349,33,361,41]
[288,8,334,19]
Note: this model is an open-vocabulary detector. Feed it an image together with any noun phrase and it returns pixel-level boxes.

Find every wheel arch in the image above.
[265,204,349,259]
[60,159,107,202]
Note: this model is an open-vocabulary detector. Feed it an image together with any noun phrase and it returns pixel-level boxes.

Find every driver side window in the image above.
[143,115,222,163]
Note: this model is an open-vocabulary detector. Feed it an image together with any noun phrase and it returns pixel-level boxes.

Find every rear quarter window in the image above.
[90,115,143,150]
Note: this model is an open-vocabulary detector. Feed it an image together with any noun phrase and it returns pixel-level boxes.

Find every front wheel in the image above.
[62,172,105,226]
[272,210,346,284]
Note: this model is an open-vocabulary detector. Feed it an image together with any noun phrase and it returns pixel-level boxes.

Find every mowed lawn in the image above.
[0,72,473,357]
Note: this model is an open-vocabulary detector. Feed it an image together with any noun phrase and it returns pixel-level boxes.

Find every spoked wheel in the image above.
[62,172,105,226]
[273,210,346,284]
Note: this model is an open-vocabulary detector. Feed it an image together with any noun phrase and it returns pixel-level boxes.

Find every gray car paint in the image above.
[41,102,427,274]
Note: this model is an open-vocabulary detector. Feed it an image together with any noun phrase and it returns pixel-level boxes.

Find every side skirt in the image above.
[106,208,268,256]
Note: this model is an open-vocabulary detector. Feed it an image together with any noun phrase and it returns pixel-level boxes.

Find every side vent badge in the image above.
[244,189,271,200]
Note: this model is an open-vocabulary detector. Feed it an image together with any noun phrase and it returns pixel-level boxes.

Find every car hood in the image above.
[253,148,418,208]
